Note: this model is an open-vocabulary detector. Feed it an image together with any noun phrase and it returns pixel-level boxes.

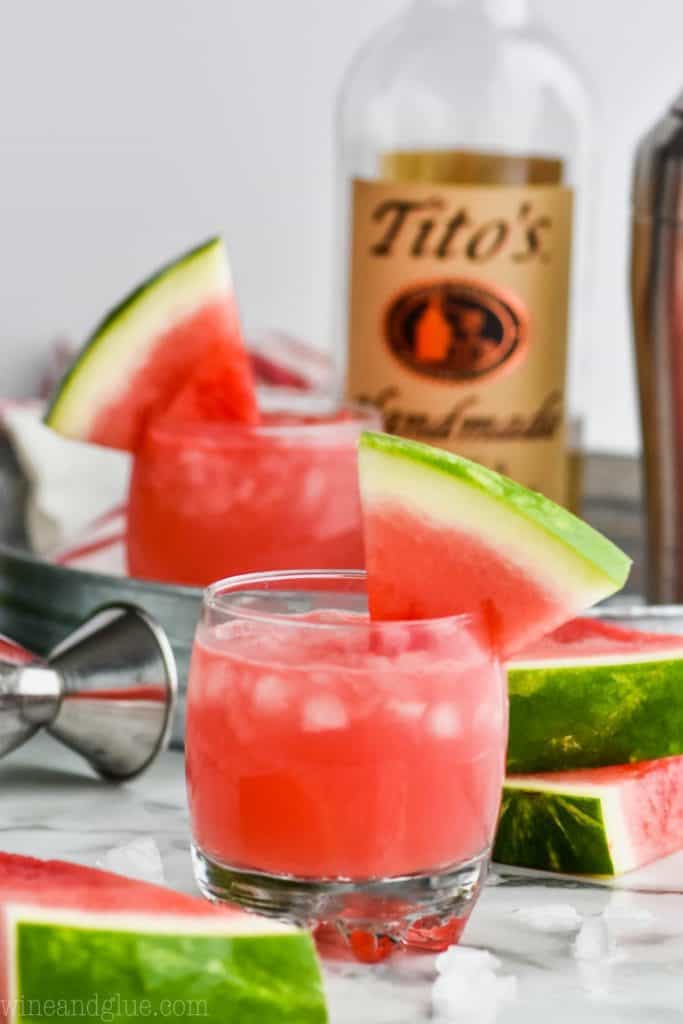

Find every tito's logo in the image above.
[384,280,528,383]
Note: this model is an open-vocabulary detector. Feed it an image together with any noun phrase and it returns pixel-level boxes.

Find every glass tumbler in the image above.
[186,570,507,959]
[127,397,379,586]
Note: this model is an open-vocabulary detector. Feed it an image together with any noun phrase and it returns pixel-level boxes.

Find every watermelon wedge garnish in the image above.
[161,336,261,425]
[358,432,631,655]
[507,617,683,772]
[494,755,683,876]
[0,852,327,1023]
[45,237,259,451]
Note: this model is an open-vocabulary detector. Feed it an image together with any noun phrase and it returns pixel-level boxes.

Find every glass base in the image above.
[192,844,489,961]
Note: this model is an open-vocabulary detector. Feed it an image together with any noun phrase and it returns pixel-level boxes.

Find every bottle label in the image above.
[346,178,574,503]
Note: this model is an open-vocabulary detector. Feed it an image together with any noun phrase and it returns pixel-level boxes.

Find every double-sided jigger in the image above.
[0,603,177,780]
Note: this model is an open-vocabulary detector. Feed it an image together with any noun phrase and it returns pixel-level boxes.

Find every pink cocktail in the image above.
[186,571,507,956]
[127,400,377,586]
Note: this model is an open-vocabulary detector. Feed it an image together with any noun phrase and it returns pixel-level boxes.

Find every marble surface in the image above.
[4,735,683,1023]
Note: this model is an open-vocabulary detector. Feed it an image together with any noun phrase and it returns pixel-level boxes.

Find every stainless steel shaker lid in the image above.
[632,93,683,219]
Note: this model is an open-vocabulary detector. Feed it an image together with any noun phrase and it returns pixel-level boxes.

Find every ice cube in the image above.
[604,896,656,938]
[302,694,348,731]
[97,836,165,885]
[370,621,415,658]
[427,703,462,739]
[435,947,501,975]
[389,699,426,720]
[252,674,289,713]
[573,915,614,961]
[203,660,231,700]
[302,467,326,504]
[512,903,582,935]
[432,945,517,1023]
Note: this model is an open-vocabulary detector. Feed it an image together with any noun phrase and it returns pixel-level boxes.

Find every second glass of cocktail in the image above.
[127,396,378,586]
[186,570,507,960]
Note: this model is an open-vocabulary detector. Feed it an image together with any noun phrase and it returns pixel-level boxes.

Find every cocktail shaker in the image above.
[632,91,683,601]
[0,603,176,780]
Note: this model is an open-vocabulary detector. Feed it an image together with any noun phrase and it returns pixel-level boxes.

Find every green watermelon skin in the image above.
[508,655,683,773]
[0,854,327,1024]
[13,919,325,1024]
[507,619,683,772]
[494,755,683,876]
[494,787,615,874]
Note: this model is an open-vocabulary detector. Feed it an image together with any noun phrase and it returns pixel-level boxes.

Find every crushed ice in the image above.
[431,946,517,1024]
[603,898,657,938]
[573,915,615,961]
[511,902,582,934]
[438,898,662,1017]
[97,836,166,885]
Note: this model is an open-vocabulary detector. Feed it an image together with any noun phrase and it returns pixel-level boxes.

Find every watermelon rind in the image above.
[358,431,631,606]
[493,778,619,875]
[45,237,230,443]
[507,646,683,772]
[496,756,683,877]
[7,906,327,1024]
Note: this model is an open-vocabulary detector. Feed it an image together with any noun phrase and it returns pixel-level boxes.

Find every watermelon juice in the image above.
[186,571,507,950]
[127,402,377,586]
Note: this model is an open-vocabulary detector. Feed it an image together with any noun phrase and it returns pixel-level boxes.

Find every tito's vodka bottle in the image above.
[338,0,591,506]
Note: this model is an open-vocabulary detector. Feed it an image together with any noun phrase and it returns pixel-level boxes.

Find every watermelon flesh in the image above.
[89,302,259,448]
[494,755,683,876]
[359,433,631,656]
[514,615,683,661]
[160,335,261,425]
[0,853,326,1024]
[507,617,683,772]
[366,503,564,654]
[45,238,259,452]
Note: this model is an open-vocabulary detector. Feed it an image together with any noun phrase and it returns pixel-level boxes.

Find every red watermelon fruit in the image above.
[358,432,631,656]
[44,237,259,451]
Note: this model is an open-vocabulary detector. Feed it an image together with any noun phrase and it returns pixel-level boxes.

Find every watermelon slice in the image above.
[45,237,259,452]
[507,617,683,772]
[358,432,631,655]
[160,337,260,425]
[0,853,326,1023]
[494,755,683,876]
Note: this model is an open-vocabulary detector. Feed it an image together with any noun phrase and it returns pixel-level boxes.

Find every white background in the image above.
[0,0,681,454]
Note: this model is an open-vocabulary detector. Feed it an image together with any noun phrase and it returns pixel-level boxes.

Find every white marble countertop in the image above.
[4,734,683,1023]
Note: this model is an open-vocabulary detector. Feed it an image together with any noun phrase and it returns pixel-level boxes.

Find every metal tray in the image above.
[591,604,683,632]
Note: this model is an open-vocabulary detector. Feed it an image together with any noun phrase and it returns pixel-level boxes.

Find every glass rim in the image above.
[144,398,379,445]
[204,569,484,631]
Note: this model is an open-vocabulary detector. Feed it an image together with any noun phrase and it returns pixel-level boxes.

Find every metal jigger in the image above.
[0,603,177,781]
